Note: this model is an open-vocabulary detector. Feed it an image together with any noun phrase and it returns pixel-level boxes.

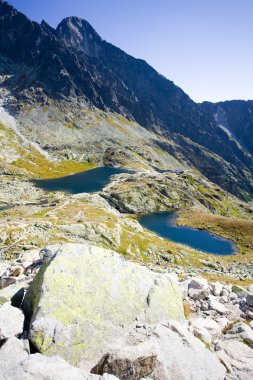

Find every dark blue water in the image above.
[0,205,13,211]
[139,212,237,255]
[33,167,130,194]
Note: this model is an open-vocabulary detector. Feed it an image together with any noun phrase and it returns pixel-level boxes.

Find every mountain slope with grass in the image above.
[0,1,253,198]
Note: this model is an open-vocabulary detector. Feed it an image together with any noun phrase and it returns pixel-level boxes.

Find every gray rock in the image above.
[1,353,119,380]
[0,337,29,374]
[0,303,24,339]
[95,321,226,380]
[246,294,253,307]
[200,301,209,311]
[216,340,253,380]
[232,285,251,298]
[0,276,16,290]
[211,282,223,296]
[246,310,253,320]
[95,350,157,380]
[39,247,56,263]
[209,296,228,314]
[188,288,209,300]
[225,322,253,348]
[23,244,184,370]
[188,277,209,290]
[190,318,221,338]
[247,284,253,294]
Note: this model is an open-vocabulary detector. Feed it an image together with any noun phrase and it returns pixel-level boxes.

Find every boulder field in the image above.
[0,243,253,379]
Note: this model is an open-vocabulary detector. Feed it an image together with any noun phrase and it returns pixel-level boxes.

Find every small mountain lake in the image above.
[33,167,130,194]
[0,205,13,211]
[139,212,237,255]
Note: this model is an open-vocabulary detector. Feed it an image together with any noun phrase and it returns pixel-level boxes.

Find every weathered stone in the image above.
[39,247,56,262]
[188,277,209,290]
[232,285,251,298]
[0,277,30,307]
[0,303,24,339]
[209,296,228,314]
[188,288,209,300]
[10,266,25,277]
[190,318,221,338]
[0,276,16,290]
[246,310,253,320]
[95,349,157,380]
[225,322,253,348]
[200,301,209,311]
[59,222,122,248]
[1,353,119,380]
[95,321,226,380]
[23,244,184,370]
[0,337,29,374]
[191,325,212,345]
[246,294,253,307]
[247,284,253,294]
[216,317,230,330]
[0,296,8,306]
[216,340,253,379]
[211,282,223,296]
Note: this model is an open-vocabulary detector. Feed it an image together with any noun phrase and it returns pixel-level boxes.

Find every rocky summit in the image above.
[0,1,253,379]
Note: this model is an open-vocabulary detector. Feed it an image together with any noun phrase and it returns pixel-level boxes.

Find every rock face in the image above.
[23,244,184,370]
[94,321,226,380]
[202,100,253,156]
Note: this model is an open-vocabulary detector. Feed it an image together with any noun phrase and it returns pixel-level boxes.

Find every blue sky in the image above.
[7,0,253,102]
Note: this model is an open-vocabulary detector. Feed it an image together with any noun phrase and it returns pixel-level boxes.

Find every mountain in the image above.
[202,100,253,156]
[0,0,253,199]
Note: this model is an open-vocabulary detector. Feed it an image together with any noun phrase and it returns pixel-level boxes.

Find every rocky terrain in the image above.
[0,1,253,379]
[0,243,253,379]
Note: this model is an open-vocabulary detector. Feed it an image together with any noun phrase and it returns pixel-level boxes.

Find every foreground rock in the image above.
[215,340,253,380]
[94,321,226,380]
[23,244,184,370]
[0,302,24,339]
[0,342,118,380]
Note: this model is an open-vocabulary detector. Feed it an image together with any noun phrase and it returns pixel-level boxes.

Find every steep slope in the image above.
[202,100,253,156]
[0,1,253,198]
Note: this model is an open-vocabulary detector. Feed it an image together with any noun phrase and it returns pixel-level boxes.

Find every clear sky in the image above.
[7,0,253,102]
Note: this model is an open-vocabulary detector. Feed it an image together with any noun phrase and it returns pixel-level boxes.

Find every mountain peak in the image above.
[57,16,103,57]
[0,0,17,14]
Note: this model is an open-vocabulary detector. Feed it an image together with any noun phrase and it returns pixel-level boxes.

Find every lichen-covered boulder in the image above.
[23,244,184,370]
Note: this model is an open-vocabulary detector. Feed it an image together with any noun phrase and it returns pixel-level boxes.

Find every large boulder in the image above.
[23,244,184,370]
[94,321,226,380]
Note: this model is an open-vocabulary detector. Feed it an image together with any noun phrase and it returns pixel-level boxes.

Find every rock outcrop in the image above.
[23,244,184,370]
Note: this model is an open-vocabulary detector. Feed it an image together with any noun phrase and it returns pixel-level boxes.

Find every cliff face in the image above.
[202,100,253,156]
[0,0,253,198]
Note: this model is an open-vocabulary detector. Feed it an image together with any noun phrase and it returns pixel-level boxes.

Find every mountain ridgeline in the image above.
[0,0,253,199]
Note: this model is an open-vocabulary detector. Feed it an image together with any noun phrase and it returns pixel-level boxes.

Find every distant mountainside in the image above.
[0,0,253,199]
[202,100,253,156]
